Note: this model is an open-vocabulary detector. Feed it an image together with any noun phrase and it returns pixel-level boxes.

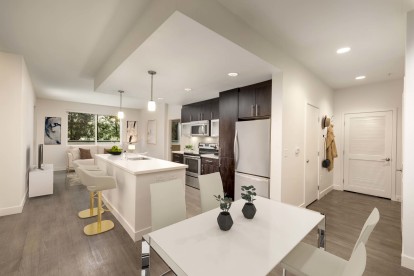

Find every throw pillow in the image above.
[69,148,80,160]
[79,148,93,159]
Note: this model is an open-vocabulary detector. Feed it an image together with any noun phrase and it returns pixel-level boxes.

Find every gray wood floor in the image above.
[0,171,412,275]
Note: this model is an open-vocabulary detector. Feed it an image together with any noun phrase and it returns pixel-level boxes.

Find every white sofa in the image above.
[66,145,120,172]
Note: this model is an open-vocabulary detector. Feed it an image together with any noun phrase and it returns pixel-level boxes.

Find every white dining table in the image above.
[144,197,325,276]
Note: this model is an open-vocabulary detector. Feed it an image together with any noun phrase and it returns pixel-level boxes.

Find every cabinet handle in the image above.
[251,105,254,116]
[205,160,213,163]
[255,104,259,116]
[211,112,213,120]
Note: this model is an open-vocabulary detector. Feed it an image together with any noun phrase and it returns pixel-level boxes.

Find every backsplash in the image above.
[181,135,219,151]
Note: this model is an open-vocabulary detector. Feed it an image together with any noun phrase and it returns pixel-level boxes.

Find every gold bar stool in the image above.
[74,165,105,219]
[77,168,117,235]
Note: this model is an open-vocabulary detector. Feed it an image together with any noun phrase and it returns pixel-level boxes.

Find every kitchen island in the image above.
[95,154,187,241]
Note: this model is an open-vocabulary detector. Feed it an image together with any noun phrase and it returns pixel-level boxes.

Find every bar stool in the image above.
[77,168,117,235]
[74,165,105,219]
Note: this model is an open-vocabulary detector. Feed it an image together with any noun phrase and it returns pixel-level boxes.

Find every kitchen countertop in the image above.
[95,154,187,175]
[200,154,219,159]
[171,151,184,154]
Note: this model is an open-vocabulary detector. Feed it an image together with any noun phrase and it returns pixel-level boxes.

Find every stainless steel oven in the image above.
[184,154,201,189]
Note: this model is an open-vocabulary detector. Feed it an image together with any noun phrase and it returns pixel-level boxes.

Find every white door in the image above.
[305,104,320,206]
[344,111,393,198]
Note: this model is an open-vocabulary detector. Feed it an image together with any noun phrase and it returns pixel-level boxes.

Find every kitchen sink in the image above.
[128,157,150,161]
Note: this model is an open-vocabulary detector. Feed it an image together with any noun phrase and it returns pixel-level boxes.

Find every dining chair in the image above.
[281,208,379,276]
[282,242,367,276]
[198,172,224,213]
[142,179,187,275]
[150,178,187,231]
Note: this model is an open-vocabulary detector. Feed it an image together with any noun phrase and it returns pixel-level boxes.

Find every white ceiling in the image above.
[217,0,414,89]
[96,12,275,108]
[0,0,413,108]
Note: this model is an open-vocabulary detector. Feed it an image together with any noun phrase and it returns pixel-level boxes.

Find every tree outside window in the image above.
[68,112,120,144]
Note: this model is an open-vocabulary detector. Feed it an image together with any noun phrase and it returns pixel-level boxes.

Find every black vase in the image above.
[242,203,256,219]
[217,211,233,231]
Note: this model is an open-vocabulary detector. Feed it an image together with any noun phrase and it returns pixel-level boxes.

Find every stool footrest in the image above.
[78,207,104,219]
[84,220,114,235]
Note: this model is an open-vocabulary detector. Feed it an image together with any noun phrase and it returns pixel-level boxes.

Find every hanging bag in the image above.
[322,136,331,168]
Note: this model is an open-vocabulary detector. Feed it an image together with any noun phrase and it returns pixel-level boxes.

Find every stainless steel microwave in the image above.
[191,121,210,136]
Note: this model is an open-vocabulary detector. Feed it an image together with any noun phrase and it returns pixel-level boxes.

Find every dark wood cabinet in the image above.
[201,157,219,175]
[238,80,272,119]
[172,153,183,164]
[210,98,219,120]
[219,88,239,199]
[181,106,192,123]
[181,98,219,123]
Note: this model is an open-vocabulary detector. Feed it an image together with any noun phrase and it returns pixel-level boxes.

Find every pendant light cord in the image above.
[151,74,154,101]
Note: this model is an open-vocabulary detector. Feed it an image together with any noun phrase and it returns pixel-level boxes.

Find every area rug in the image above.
[66,171,82,186]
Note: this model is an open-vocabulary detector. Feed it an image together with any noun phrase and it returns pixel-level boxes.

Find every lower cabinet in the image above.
[172,153,184,164]
[201,157,219,175]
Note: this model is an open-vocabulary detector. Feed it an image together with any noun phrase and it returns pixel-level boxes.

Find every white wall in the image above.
[138,103,168,159]
[402,10,414,271]
[333,79,403,200]
[0,52,35,216]
[35,99,140,171]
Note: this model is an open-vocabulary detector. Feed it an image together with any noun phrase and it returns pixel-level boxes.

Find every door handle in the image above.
[382,158,391,161]
[234,130,239,166]
[306,160,310,163]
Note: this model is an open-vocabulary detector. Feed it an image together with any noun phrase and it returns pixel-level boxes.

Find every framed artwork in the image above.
[147,120,156,144]
[126,121,138,143]
[44,117,62,145]
[171,120,180,144]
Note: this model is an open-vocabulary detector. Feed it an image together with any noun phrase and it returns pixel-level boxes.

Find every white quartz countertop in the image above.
[95,154,187,175]
[171,151,184,154]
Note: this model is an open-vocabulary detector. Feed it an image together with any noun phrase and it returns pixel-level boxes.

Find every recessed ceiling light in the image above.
[355,75,366,80]
[157,97,164,100]
[336,47,351,54]
[184,88,192,92]
[228,72,239,77]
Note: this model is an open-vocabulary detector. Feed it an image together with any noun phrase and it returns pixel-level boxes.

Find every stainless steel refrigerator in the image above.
[234,119,271,200]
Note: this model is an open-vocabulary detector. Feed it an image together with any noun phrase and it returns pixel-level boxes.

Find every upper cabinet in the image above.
[238,80,272,119]
[181,98,219,123]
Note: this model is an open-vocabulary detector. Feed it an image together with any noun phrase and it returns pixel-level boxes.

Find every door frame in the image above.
[340,108,398,200]
[303,102,320,207]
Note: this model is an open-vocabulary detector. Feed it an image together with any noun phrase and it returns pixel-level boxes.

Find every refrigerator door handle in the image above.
[234,129,239,167]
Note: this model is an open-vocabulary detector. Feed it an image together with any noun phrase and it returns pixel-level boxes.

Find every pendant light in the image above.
[148,70,156,112]
[117,90,125,119]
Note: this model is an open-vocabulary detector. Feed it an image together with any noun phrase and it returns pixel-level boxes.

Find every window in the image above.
[68,112,120,145]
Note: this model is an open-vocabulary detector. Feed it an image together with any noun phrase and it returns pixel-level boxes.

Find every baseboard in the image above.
[319,185,333,199]
[298,202,305,208]
[402,254,414,271]
[101,194,151,242]
[333,184,343,191]
[0,188,28,217]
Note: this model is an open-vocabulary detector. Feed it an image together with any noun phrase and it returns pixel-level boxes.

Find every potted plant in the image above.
[241,185,257,219]
[214,194,233,231]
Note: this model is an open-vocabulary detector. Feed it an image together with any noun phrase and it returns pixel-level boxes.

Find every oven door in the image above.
[184,156,201,177]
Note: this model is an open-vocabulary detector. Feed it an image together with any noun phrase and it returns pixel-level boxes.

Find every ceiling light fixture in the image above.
[117,90,124,119]
[184,88,192,92]
[148,70,156,112]
[228,72,238,77]
[355,75,366,80]
[336,47,351,54]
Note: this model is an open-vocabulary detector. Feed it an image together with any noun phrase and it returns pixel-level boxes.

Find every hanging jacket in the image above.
[326,125,338,172]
